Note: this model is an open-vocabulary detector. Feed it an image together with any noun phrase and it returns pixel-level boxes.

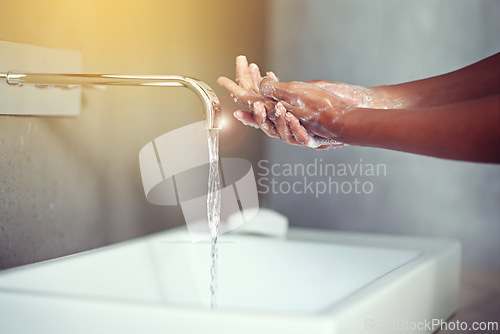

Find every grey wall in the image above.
[0,0,268,270]
[264,0,500,269]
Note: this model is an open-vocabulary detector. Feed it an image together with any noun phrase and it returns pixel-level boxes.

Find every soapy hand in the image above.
[217,56,317,147]
[217,53,500,162]
[217,55,280,138]
[258,77,356,139]
[217,56,353,149]
[253,100,346,150]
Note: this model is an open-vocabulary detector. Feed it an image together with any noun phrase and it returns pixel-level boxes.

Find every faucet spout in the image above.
[182,76,222,130]
[0,72,222,129]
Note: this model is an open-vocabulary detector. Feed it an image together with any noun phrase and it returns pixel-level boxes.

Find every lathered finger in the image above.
[235,55,253,91]
[267,98,294,123]
[217,76,245,100]
[274,102,300,145]
[285,113,311,145]
[249,63,262,93]
[217,76,260,109]
[254,102,279,138]
[233,110,259,128]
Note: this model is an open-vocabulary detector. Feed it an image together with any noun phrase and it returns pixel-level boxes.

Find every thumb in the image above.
[259,77,297,104]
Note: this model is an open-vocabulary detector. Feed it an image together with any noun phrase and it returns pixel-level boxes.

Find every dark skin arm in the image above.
[341,95,500,162]
[373,52,500,108]
[218,53,500,163]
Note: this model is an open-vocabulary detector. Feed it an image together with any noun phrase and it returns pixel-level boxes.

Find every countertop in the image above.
[436,269,500,333]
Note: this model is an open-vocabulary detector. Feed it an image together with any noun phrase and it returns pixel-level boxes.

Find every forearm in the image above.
[339,95,500,163]
[370,53,500,109]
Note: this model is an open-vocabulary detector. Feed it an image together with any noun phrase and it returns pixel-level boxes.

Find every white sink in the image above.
[0,226,460,334]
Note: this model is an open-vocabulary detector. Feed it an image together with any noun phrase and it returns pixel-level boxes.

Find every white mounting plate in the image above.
[0,41,81,116]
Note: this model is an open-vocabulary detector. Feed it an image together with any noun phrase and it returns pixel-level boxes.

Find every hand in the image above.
[252,101,346,150]
[259,77,355,139]
[217,56,352,150]
[217,55,280,138]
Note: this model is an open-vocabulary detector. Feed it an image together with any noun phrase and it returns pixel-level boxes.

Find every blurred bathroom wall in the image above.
[0,0,268,269]
[264,0,500,270]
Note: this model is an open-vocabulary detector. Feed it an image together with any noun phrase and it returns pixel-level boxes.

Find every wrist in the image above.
[335,107,377,145]
[368,85,410,109]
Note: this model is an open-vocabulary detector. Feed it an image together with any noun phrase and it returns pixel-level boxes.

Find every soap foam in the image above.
[306,133,346,149]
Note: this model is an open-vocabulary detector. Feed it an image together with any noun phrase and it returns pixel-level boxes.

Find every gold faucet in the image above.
[0,72,222,129]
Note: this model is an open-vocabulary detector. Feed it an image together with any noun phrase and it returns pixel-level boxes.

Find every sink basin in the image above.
[0,226,460,334]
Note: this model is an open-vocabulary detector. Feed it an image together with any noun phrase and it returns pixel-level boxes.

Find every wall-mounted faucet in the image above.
[0,72,222,129]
